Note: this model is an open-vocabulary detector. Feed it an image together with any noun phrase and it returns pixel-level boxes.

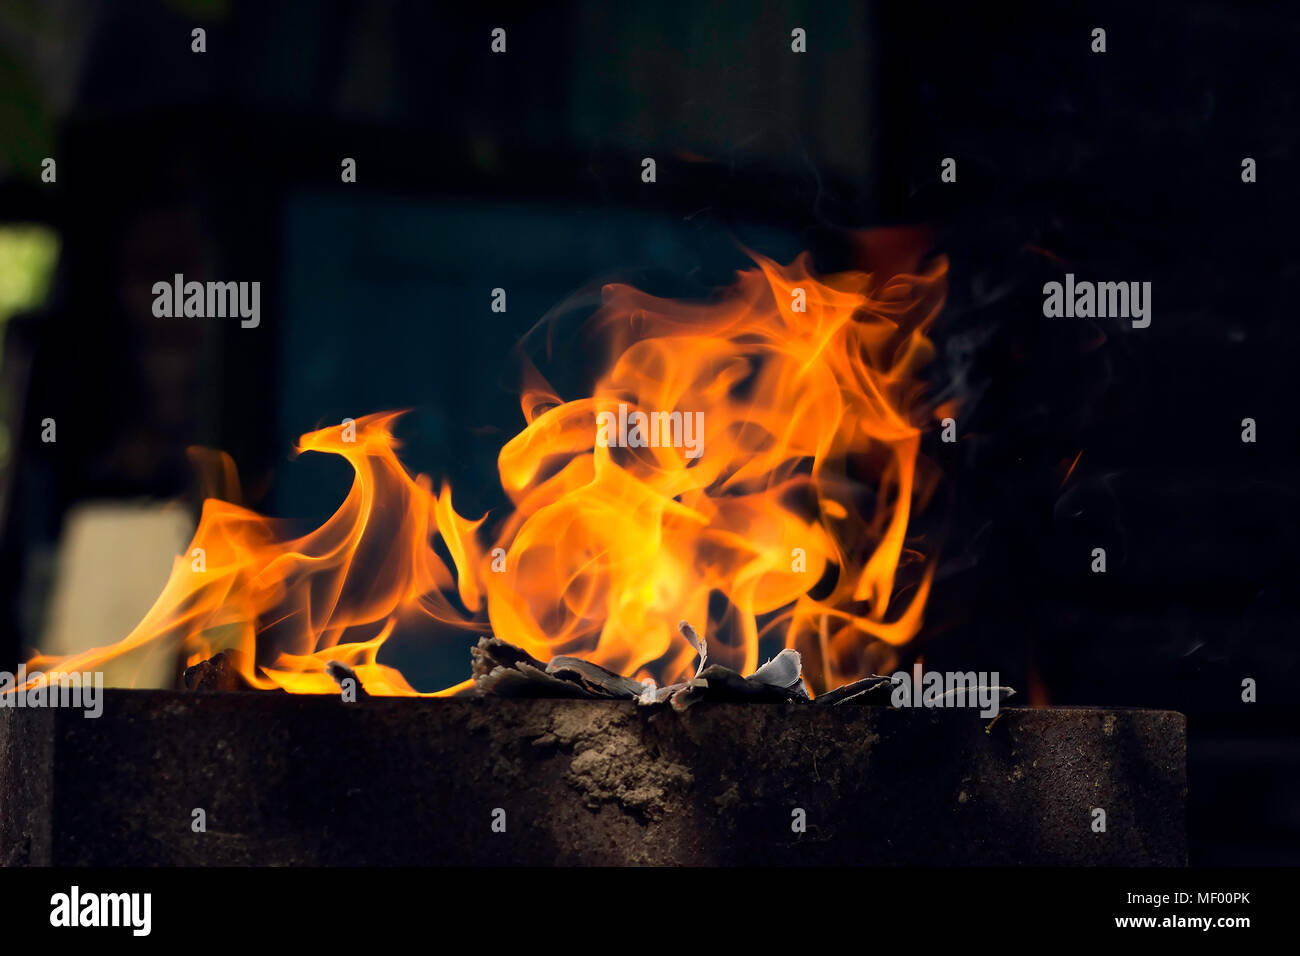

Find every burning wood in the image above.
[470,621,809,708]
[325,660,370,699]
[470,638,608,699]
[469,620,1012,711]
[813,674,897,706]
[181,649,259,692]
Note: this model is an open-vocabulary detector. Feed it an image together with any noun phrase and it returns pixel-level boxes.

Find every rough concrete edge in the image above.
[0,705,55,865]
[1,693,1191,867]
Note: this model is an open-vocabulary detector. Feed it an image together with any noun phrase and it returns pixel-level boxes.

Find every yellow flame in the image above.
[21,238,946,695]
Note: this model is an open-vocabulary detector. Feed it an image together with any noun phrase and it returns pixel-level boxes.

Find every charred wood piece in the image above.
[181,650,259,692]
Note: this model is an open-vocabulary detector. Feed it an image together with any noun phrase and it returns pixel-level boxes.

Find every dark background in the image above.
[0,0,1296,864]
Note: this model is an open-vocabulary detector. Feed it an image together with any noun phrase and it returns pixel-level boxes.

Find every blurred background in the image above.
[0,0,1296,863]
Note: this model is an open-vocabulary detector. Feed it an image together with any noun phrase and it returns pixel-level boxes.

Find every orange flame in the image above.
[21,240,947,695]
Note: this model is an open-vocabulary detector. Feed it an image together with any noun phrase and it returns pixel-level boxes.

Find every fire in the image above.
[21,236,947,696]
